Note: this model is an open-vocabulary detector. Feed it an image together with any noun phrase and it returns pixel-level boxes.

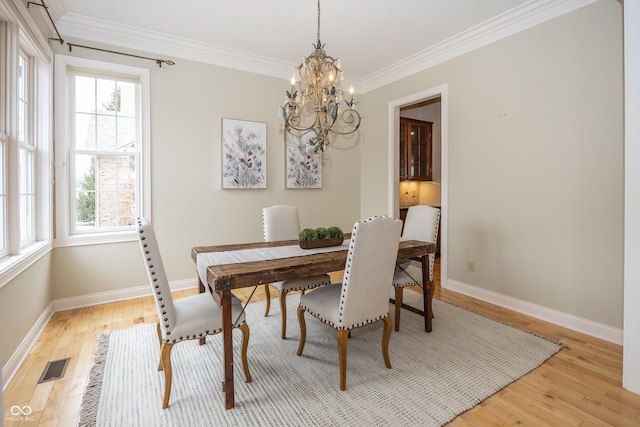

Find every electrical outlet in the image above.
[467,260,475,272]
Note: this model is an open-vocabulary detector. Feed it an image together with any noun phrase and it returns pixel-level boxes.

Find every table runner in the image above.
[195,240,352,286]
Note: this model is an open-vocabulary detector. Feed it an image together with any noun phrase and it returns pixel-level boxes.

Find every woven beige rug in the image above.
[79,291,564,427]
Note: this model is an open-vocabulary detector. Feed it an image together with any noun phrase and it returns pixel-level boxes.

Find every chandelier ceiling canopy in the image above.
[280,0,362,153]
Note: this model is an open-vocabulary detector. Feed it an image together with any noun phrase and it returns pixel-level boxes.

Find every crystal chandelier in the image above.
[280,0,362,153]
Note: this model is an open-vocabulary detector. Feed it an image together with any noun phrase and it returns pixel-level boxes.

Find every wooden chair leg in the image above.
[337,330,349,390]
[263,284,271,316]
[382,317,392,369]
[238,323,252,383]
[156,323,162,348]
[160,343,173,409]
[429,279,435,319]
[296,306,306,356]
[394,286,403,331]
[156,324,164,371]
[279,290,289,339]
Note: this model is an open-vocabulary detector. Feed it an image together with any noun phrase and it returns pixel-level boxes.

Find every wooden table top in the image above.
[192,238,435,292]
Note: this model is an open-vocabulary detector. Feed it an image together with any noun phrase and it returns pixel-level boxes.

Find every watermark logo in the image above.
[11,406,32,416]
[7,405,35,422]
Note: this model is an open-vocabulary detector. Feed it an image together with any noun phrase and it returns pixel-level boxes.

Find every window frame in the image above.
[54,55,150,247]
[0,13,53,288]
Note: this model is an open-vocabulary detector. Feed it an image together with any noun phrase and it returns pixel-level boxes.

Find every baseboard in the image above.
[3,278,198,392]
[445,279,623,345]
[2,301,55,393]
[52,278,198,311]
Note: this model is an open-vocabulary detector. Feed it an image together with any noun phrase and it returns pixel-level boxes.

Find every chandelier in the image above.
[280,0,362,153]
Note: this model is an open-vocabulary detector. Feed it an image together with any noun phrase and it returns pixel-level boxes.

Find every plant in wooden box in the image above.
[299,226,344,249]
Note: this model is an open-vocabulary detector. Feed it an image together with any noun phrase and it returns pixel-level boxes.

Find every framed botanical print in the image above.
[285,132,322,189]
[221,118,267,189]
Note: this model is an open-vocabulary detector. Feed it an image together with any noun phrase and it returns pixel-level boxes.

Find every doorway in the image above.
[388,84,448,285]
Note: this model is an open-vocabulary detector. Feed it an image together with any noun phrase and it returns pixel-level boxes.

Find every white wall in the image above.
[47,37,362,298]
[361,0,623,328]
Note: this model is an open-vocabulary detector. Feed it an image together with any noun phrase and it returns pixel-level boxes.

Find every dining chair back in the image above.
[261,205,331,339]
[263,204,300,241]
[296,216,402,390]
[340,217,403,328]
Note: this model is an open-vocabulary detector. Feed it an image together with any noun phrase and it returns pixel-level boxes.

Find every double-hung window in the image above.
[0,14,53,285]
[55,56,150,246]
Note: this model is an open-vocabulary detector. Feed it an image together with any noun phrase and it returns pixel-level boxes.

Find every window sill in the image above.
[0,241,53,289]
[53,230,137,248]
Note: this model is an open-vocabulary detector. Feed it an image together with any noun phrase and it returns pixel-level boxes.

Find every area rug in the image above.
[79,291,564,427]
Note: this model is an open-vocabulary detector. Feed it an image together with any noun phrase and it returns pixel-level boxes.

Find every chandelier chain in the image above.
[317,0,321,43]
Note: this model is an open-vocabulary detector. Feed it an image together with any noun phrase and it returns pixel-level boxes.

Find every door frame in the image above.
[388,84,448,286]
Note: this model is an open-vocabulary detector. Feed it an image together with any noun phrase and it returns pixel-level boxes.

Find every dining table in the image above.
[191,236,436,410]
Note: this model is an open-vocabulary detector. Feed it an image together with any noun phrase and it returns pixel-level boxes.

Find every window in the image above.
[0,16,53,285]
[55,56,150,246]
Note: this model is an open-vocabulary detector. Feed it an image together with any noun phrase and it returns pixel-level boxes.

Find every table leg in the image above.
[198,278,206,345]
[220,289,235,409]
[422,255,432,332]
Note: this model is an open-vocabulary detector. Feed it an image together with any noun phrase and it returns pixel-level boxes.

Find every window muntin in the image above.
[0,136,7,257]
[18,51,36,246]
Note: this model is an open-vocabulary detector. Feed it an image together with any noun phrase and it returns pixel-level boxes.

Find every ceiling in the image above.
[48,0,592,92]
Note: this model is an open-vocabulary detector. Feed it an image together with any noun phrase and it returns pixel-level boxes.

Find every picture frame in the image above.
[285,132,322,189]
[221,118,267,189]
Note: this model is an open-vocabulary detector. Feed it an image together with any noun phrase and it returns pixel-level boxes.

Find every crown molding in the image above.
[360,0,598,93]
[56,12,295,80]
[55,0,596,93]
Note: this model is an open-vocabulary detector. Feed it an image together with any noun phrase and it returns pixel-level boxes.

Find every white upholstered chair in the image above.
[262,205,331,339]
[392,205,441,331]
[136,218,252,409]
[296,216,403,390]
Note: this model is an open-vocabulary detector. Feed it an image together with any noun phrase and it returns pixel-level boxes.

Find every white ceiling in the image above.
[49,0,594,92]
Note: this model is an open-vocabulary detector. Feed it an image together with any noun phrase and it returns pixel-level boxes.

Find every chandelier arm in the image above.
[284,114,322,133]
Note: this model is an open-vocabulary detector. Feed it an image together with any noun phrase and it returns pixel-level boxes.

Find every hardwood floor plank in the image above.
[499,386,580,426]
[548,386,640,426]
[482,393,553,426]
[38,378,71,424]
[460,405,509,426]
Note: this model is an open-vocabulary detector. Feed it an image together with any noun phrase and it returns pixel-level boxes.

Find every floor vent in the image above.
[38,358,70,384]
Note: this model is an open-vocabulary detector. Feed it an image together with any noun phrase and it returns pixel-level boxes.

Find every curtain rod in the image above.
[27,0,175,68]
[27,0,62,44]
[67,43,175,67]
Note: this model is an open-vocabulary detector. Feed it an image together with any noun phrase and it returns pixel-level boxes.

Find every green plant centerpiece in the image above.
[299,226,344,249]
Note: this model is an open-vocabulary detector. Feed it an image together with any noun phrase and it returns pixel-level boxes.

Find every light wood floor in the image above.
[3,260,640,426]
